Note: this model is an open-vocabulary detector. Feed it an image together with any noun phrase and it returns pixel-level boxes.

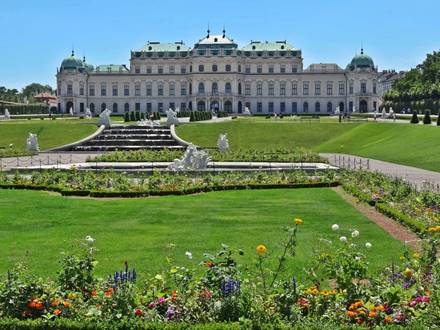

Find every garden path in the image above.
[332,186,421,251]
[321,153,440,191]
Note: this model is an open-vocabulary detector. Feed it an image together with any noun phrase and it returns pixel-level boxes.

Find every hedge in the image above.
[0,104,50,115]
[0,182,339,198]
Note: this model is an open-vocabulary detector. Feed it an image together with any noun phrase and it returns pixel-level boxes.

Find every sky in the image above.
[0,0,439,90]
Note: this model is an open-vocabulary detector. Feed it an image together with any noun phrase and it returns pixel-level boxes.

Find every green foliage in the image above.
[135,112,141,121]
[189,111,212,122]
[130,112,136,122]
[423,110,432,124]
[410,111,420,124]
[124,112,129,122]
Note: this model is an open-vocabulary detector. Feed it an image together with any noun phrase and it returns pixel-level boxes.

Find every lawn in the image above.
[176,118,440,171]
[0,188,404,280]
[0,120,98,156]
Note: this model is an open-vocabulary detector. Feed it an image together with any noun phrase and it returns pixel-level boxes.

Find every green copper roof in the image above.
[61,51,84,70]
[241,41,295,51]
[140,42,190,52]
[347,49,375,70]
[95,65,129,73]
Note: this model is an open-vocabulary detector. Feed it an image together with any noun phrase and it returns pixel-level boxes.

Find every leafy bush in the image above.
[423,110,432,124]
[124,112,129,122]
[410,111,419,124]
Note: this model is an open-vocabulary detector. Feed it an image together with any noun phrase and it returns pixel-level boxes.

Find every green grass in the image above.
[176,118,440,171]
[0,188,404,280]
[0,120,98,156]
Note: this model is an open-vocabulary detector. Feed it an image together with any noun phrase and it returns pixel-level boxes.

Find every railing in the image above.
[0,154,92,171]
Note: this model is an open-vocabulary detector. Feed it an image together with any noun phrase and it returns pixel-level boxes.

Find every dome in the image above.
[194,29,237,49]
[60,51,84,71]
[347,49,374,70]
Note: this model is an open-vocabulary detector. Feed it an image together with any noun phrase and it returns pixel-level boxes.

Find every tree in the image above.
[22,83,53,100]
[423,110,432,125]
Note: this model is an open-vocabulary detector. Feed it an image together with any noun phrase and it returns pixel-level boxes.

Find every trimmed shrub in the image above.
[124,112,130,122]
[135,111,141,121]
[129,112,136,121]
[437,114,440,126]
[423,110,432,125]
[410,111,419,124]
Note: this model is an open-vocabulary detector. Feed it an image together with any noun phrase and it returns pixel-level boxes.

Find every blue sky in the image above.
[1,0,439,90]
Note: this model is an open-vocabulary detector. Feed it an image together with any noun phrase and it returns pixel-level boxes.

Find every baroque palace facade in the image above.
[57,30,380,115]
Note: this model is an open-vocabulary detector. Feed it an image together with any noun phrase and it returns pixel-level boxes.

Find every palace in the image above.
[57,29,380,115]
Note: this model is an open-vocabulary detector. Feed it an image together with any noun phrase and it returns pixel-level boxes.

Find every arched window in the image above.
[238,83,242,95]
[198,82,205,94]
[212,64,218,72]
[225,64,231,72]
[89,103,95,113]
[303,102,308,113]
[197,100,205,111]
[189,83,192,95]
[212,82,218,94]
[225,82,232,94]
[101,103,106,111]
[315,102,320,112]
[327,102,332,112]
[124,103,130,112]
[198,64,204,72]
[112,103,118,113]
[224,100,233,113]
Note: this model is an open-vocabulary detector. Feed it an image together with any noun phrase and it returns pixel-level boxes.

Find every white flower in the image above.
[355,256,361,261]
[339,236,347,242]
[185,251,193,259]
[365,242,372,249]
[331,224,339,231]
[85,235,94,244]
[351,230,359,238]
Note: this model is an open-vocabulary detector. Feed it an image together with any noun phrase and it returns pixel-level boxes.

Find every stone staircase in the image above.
[71,125,185,152]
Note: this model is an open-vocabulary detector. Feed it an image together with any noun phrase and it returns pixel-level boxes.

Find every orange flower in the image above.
[54,309,61,316]
[347,311,356,317]
[51,299,60,306]
[384,316,392,323]
[204,261,215,268]
[369,311,377,318]
[375,305,384,311]
[63,300,71,308]
[35,302,43,310]
[256,244,267,255]
[104,288,113,297]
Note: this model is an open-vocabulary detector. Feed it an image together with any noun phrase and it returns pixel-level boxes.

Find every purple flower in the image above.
[166,305,175,320]
[220,278,241,296]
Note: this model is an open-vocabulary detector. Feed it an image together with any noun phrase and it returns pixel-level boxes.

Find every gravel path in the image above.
[321,153,440,191]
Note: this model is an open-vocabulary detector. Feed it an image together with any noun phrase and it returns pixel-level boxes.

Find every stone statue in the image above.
[352,106,356,113]
[335,106,340,115]
[99,108,112,128]
[4,108,10,120]
[166,108,180,126]
[85,108,92,119]
[26,133,40,153]
[217,133,229,153]
[382,107,387,119]
[243,107,251,116]
[69,107,74,116]
[168,144,211,171]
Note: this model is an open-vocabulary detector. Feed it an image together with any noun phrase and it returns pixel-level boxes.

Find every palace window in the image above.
[268,102,274,113]
[112,83,118,96]
[339,82,345,95]
[180,65,186,74]
[79,82,84,96]
[373,81,377,94]
[280,65,286,73]
[280,81,286,96]
[225,64,232,72]
[245,65,251,74]
[146,103,152,112]
[146,66,152,74]
[257,82,263,96]
[268,82,275,96]
[146,83,152,96]
[238,64,241,72]
[158,83,164,96]
[169,82,175,96]
[169,65,175,74]
[315,81,321,95]
[135,66,140,74]
[291,81,298,95]
[124,83,129,96]
[101,103,106,111]
[135,103,140,111]
[327,82,333,95]
[225,82,232,94]
[198,64,204,72]
[158,66,163,74]
[89,84,95,96]
[180,102,186,111]
[303,82,309,95]
[135,83,140,96]
[257,102,263,113]
[124,103,129,112]
[327,102,332,112]
[169,102,175,110]
[292,67,298,73]
[158,102,164,112]
[67,83,73,96]
[198,82,205,94]
[112,103,118,113]
[212,64,218,72]
[180,82,187,96]
[268,65,274,73]
[315,102,320,112]
[101,83,107,96]
[349,81,354,94]
[212,82,218,94]
[291,102,297,113]
[245,82,251,96]
[257,65,262,74]
[238,83,242,95]
[280,102,286,113]
[361,81,367,94]
[303,102,309,112]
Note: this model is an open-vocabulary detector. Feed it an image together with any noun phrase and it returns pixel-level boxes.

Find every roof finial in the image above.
[83,56,86,62]
[361,42,364,55]
[222,25,226,38]
[207,23,210,38]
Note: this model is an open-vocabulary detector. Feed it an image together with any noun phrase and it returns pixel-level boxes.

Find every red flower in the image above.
[91,289,97,297]
[134,309,143,316]
[104,288,113,297]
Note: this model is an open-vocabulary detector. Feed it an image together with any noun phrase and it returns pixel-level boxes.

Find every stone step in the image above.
[104,129,171,135]
[73,145,185,151]
[83,139,179,146]
[94,134,173,140]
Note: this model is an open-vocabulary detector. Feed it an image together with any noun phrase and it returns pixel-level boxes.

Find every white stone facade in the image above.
[57,31,381,115]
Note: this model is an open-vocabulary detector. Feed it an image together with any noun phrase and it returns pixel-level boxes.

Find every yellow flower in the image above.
[294,218,303,225]
[403,268,413,278]
[256,244,267,255]
[412,253,420,259]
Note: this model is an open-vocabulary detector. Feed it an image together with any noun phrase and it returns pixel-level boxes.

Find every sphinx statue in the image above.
[99,108,112,128]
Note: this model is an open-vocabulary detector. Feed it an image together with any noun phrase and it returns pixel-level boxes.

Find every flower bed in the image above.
[342,170,440,235]
[0,171,338,197]
[0,221,438,328]
[89,148,326,163]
